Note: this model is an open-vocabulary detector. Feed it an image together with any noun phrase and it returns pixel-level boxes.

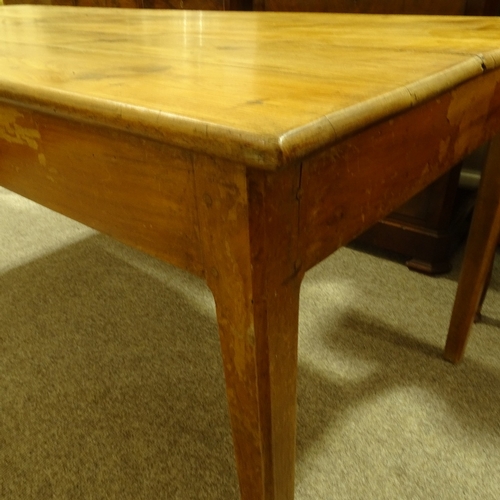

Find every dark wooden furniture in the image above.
[3,0,253,9]
[357,165,474,274]
[253,0,500,15]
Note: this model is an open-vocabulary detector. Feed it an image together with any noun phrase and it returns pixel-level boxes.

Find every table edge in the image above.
[1,52,498,170]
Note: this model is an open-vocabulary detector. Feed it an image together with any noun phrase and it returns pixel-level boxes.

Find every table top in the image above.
[1,5,500,168]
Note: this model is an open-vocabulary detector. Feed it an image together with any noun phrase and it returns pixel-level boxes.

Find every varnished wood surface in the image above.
[300,68,500,271]
[3,6,500,499]
[0,101,205,275]
[2,6,500,168]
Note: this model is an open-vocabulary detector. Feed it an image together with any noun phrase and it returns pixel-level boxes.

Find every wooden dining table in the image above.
[2,5,500,499]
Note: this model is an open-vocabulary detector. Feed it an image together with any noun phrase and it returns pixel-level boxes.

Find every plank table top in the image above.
[2,6,500,499]
[1,7,500,168]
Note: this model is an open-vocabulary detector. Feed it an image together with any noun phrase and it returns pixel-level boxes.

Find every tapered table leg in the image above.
[195,157,303,499]
[444,135,500,363]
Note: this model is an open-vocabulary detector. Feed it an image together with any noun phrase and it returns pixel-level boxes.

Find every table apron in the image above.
[0,102,204,276]
[299,68,500,271]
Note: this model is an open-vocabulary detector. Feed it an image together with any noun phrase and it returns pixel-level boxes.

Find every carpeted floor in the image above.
[1,186,500,499]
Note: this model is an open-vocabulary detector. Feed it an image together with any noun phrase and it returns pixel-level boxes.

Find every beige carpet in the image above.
[1,186,500,499]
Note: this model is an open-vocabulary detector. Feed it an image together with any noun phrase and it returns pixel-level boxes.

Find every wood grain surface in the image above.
[0,101,205,275]
[2,6,500,168]
[3,6,500,499]
[300,68,500,270]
